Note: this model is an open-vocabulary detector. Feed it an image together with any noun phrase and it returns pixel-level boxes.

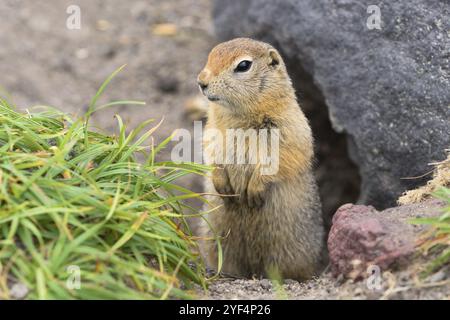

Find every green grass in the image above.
[0,67,211,299]
[412,187,450,276]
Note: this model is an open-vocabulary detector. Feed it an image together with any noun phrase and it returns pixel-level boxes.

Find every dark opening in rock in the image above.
[283,55,361,230]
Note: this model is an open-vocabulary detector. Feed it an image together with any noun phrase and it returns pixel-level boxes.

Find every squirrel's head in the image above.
[197,38,292,111]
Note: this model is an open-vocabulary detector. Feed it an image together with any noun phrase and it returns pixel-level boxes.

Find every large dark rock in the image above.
[328,200,444,278]
[212,0,450,208]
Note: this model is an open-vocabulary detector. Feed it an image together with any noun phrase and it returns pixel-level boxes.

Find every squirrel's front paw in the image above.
[244,182,268,209]
[212,167,236,205]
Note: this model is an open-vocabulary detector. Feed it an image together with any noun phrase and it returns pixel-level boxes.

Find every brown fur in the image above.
[198,38,326,280]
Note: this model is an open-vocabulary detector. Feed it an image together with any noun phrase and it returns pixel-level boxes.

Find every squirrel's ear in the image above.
[268,49,281,67]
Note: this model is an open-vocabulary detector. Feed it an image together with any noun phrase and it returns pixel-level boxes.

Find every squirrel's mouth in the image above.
[206,95,220,102]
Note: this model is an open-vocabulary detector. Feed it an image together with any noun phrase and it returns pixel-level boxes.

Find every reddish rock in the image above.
[328,200,445,279]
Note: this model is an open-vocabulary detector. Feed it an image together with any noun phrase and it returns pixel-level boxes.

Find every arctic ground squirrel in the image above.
[197,38,326,280]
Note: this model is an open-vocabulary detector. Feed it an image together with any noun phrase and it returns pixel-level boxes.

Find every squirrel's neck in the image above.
[209,88,297,129]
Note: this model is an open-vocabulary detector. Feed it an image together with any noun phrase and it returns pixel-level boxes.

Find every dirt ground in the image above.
[1,0,448,300]
[199,263,450,300]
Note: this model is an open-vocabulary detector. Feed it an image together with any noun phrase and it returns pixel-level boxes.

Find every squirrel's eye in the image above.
[234,60,252,73]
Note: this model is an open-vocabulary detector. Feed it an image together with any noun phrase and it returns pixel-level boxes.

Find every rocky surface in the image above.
[212,0,450,209]
[328,199,445,278]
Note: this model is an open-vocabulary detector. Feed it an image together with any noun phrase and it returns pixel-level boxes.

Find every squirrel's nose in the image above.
[197,80,208,92]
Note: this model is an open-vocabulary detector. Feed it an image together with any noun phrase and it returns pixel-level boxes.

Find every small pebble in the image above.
[427,270,447,283]
[10,283,29,299]
[152,23,178,37]
[284,279,298,285]
[96,19,111,31]
[259,279,272,290]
